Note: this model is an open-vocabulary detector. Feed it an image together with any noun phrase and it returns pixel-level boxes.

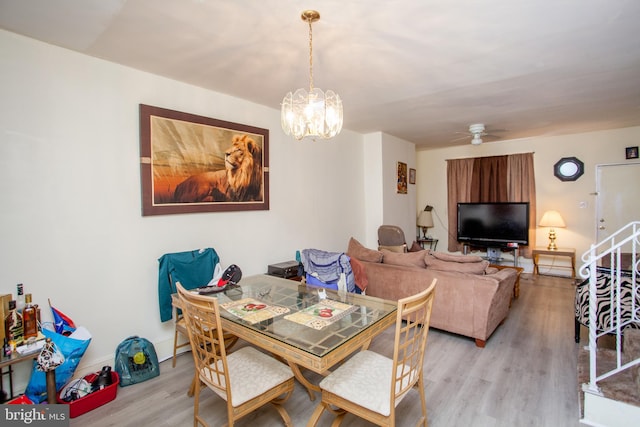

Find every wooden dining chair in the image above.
[168,269,238,370]
[308,279,437,427]
[176,283,295,427]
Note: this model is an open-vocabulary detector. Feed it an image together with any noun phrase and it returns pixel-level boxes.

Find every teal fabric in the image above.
[115,336,159,387]
[158,248,219,322]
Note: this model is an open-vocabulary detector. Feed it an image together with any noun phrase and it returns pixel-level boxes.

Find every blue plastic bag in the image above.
[25,326,92,403]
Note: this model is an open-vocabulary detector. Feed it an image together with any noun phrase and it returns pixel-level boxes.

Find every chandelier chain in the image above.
[308,17,314,92]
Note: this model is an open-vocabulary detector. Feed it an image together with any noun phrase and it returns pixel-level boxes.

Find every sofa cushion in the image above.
[381,248,427,268]
[485,266,499,275]
[424,253,490,274]
[347,237,383,263]
[430,251,484,263]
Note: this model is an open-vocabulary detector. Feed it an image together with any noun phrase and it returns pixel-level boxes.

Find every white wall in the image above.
[416,126,640,272]
[0,29,370,387]
[381,133,418,243]
[361,132,417,248]
[362,133,384,248]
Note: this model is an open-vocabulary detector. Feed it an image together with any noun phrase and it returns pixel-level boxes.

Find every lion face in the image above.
[224,137,251,171]
[225,134,263,200]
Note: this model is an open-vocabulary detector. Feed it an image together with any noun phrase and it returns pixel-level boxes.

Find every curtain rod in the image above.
[445,152,535,161]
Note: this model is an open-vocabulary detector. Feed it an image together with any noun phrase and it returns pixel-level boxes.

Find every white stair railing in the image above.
[579,221,640,395]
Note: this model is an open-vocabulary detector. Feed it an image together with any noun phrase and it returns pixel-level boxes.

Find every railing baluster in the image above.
[580,221,640,395]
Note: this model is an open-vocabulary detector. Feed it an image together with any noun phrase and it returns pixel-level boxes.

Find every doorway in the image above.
[595,162,640,256]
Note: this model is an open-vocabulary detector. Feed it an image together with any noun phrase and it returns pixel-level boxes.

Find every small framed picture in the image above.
[626,146,638,159]
[397,162,407,194]
[409,168,416,184]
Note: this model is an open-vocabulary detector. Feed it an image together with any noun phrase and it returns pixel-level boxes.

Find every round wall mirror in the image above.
[554,157,584,181]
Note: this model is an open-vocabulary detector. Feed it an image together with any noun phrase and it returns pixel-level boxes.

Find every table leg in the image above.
[287,361,319,401]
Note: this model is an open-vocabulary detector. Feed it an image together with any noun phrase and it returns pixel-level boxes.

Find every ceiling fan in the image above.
[453,123,504,145]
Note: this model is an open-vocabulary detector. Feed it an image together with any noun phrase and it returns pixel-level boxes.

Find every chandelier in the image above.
[281,10,343,140]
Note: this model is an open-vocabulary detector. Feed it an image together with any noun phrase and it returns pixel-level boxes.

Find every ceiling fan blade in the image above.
[483,133,502,140]
[451,134,471,142]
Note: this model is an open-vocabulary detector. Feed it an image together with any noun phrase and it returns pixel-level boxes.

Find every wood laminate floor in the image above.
[72,273,580,427]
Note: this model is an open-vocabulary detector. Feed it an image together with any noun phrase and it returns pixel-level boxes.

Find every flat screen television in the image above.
[457,202,529,247]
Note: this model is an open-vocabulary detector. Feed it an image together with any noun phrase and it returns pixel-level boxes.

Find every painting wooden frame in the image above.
[139,104,269,216]
[626,146,639,160]
[409,168,416,185]
[397,161,408,194]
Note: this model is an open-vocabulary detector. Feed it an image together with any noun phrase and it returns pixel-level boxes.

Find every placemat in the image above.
[221,298,290,324]
[284,299,358,330]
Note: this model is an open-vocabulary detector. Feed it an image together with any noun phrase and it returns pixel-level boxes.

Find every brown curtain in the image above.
[447,158,475,252]
[446,152,536,257]
[470,155,508,202]
[507,153,536,257]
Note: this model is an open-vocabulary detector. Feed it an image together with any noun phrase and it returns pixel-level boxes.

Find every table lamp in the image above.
[539,210,566,250]
[417,206,434,239]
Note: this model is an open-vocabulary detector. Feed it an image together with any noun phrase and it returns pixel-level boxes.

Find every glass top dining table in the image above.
[198,274,397,399]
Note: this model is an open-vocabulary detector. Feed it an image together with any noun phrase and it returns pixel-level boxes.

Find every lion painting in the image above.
[173,134,263,203]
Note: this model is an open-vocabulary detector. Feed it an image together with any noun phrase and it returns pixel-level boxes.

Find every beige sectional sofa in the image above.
[347,238,518,347]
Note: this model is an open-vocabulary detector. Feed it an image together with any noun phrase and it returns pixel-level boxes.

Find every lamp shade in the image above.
[417,210,434,228]
[539,210,566,228]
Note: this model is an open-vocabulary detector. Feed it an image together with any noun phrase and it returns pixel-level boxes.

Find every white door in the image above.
[596,163,640,253]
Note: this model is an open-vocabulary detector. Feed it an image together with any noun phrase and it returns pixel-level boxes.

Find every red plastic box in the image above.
[7,395,33,404]
[58,371,119,418]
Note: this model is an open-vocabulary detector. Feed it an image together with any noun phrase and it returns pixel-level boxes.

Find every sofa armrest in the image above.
[479,268,517,339]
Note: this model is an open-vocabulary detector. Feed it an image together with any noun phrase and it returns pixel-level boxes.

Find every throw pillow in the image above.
[349,257,369,292]
[408,241,423,252]
[347,237,384,263]
[424,253,489,274]
[381,249,426,268]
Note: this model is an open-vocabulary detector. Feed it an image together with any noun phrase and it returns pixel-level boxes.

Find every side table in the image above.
[417,238,438,251]
[1,350,39,402]
[489,264,524,299]
[532,247,576,278]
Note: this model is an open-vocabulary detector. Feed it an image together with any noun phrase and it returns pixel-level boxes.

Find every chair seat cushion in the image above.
[202,346,293,407]
[320,350,412,416]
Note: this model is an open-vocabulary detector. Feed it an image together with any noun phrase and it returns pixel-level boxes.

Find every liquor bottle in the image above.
[4,300,23,346]
[23,294,38,339]
[16,283,25,313]
[3,337,10,357]
[34,303,41,332]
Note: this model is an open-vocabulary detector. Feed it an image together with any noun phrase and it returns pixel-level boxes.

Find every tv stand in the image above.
[463,244,519,267]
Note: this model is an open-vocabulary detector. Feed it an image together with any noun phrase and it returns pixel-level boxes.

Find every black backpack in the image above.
[114,336,160,387]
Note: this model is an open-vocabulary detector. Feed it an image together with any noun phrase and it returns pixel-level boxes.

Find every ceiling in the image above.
[1,0,640,149]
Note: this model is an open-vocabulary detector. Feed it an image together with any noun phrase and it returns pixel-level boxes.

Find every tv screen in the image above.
[457,202,529,247]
